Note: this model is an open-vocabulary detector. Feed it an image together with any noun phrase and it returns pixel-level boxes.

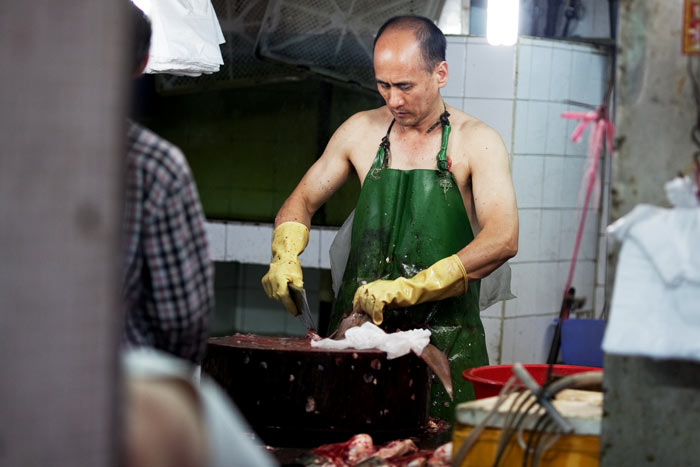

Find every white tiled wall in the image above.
[208,36,611,361]
[204,221,337,269]
[446,35,610,365]
[205,222,335,337]
[209,261,324,337]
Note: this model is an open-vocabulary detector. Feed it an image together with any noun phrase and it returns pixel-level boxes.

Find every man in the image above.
[122,3,214,364]
[262,16,518,420]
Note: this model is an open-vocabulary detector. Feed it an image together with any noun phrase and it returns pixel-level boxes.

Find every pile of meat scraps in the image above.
[303,433,451,467]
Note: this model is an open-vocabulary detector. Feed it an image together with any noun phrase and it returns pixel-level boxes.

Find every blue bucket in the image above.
[560,319,605,367]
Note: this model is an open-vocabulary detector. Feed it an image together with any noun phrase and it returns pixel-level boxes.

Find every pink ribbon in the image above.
[559,106,614,314]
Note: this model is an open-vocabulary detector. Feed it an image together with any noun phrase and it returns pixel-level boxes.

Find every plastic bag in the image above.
[329,210,354,297]
[140,0,225,76]
[664,175,699,208]
[603,204,700,360]
[479,261,516,310]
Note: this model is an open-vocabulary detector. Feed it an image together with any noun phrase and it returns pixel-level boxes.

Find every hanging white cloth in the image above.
[134,0,225,76]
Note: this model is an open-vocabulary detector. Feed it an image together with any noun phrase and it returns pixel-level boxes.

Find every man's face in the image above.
[373,29,447,127]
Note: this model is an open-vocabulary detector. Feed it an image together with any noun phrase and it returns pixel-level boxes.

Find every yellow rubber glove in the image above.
[261,221,309,316]
[352,254,468,325]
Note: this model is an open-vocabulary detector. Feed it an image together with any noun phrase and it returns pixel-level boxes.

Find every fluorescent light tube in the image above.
[487,0,519,46]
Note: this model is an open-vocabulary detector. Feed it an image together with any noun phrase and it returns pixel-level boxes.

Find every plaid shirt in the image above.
[122,121,214,363]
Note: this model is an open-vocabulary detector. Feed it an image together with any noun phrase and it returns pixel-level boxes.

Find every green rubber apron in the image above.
[329,114,489,422]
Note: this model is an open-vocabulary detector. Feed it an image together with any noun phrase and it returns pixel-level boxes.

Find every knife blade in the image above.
[289,285,316,332]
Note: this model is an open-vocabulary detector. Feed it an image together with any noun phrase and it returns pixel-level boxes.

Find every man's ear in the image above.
[133,53,149,78]
[435,61,448,89]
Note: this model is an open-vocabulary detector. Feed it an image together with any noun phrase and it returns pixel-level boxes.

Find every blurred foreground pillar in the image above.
[0,2,127,466]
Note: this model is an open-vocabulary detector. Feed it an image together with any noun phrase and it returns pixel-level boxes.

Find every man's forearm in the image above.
[274,192,315,228]
[456,228,518,279]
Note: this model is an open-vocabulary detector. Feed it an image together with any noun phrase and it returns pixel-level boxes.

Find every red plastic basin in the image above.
[463,364,602,399]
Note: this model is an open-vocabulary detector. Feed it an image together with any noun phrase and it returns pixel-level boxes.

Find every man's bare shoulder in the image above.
[339,106,393,134]
[321,106,392,177]
[446,105,508,159]
[446,105,501,141]
[328,107,392,162]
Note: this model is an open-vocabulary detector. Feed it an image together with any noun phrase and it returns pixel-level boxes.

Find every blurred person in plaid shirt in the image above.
[118,6,281,467]
[122,3,214,364]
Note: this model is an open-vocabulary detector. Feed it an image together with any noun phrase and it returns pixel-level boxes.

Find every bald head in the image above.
[373,16,446,72]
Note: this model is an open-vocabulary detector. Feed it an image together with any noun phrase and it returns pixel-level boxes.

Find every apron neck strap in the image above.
[375,119,395,169]
[427,102,451,133]
[436,122,451,173]
[435,102,451,173]
[373,104,452,171]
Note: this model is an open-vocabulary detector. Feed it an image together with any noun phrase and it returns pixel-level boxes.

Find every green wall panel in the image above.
[137,78,383,226]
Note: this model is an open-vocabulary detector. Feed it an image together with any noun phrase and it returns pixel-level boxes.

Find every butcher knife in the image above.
[289,285,316,332]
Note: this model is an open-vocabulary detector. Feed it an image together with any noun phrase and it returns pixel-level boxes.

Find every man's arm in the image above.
[274,117,358,228]
[456,123,519,278]
[263,115,360,314]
